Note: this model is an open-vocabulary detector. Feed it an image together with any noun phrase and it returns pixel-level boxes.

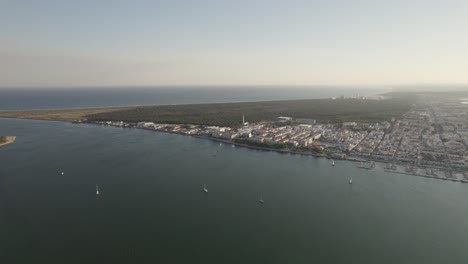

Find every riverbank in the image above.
[136,126,336,158]
[131,125,467,183]
[0,136,16,147]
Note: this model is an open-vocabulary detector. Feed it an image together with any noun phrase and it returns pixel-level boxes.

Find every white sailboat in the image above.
[96,184,100,196]
[349,178,353,184]
[203,184,208,193]
[331,159,335,166]
[61,171,64,175]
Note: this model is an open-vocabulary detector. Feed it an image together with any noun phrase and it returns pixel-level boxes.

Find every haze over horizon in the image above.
[1,0,468,88]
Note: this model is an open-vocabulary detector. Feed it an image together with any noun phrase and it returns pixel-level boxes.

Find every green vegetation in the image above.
[0,107,132,121]
[311,147,325,154]
[87,98,413,127]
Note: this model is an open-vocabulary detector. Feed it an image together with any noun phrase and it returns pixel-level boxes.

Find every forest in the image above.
[87,96,413,127]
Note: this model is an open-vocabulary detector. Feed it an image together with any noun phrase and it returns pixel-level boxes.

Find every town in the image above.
[85,94,468,183]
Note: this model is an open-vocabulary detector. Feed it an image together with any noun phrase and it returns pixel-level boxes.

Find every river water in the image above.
[1,117,468,263]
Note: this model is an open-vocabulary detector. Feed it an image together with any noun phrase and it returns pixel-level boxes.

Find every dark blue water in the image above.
[1,118,468,263]
[0,86,386,110]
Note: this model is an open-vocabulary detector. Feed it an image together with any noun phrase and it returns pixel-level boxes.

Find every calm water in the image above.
[1,118,468,263]
[0,86,385,110]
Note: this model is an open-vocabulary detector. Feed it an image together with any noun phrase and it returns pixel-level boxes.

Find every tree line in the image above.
[87,97,413,128]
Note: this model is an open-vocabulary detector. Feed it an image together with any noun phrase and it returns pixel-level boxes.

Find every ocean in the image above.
[0,86,386,110]
[1,117,468,263]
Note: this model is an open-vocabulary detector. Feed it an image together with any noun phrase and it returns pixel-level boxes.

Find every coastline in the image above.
[124,125,466,184]
[0,106,132,121]
[1,95,410,129]
[1,115,465,184]
[0,136,16,147]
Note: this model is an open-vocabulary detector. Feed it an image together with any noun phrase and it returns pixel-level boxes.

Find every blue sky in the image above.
[1,0,468,87]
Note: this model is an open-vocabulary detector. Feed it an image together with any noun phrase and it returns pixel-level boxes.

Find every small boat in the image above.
[96,185,100,196]
[331,159,335,166]
[258,196,264,204]
[232,145,235,148]
[203,184,208,193]
[61,171,64,175]
[349,178,353,184]
[213,151,217,156]
[219,143,222,146]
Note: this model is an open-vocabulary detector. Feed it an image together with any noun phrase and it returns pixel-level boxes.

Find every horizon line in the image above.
[1,83,468,89]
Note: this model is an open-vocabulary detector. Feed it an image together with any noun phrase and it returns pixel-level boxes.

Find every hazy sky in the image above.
[1,0,468,87]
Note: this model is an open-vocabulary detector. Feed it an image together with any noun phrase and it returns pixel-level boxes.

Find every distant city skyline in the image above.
[1,0,468,87]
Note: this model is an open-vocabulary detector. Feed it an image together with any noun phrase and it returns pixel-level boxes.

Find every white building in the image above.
[137,122,155,128]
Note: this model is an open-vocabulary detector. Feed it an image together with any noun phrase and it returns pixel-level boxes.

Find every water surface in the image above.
[1,118,468,263]
[0,86,385,110]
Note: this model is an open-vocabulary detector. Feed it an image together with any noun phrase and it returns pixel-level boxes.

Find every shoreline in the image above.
[384,169,468,183]
[0,95,403,127]
[2,117,466,184]
[0,106,132,122]
[138,126,334,158]
[125,125,466,183]
[0,136,16,147]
